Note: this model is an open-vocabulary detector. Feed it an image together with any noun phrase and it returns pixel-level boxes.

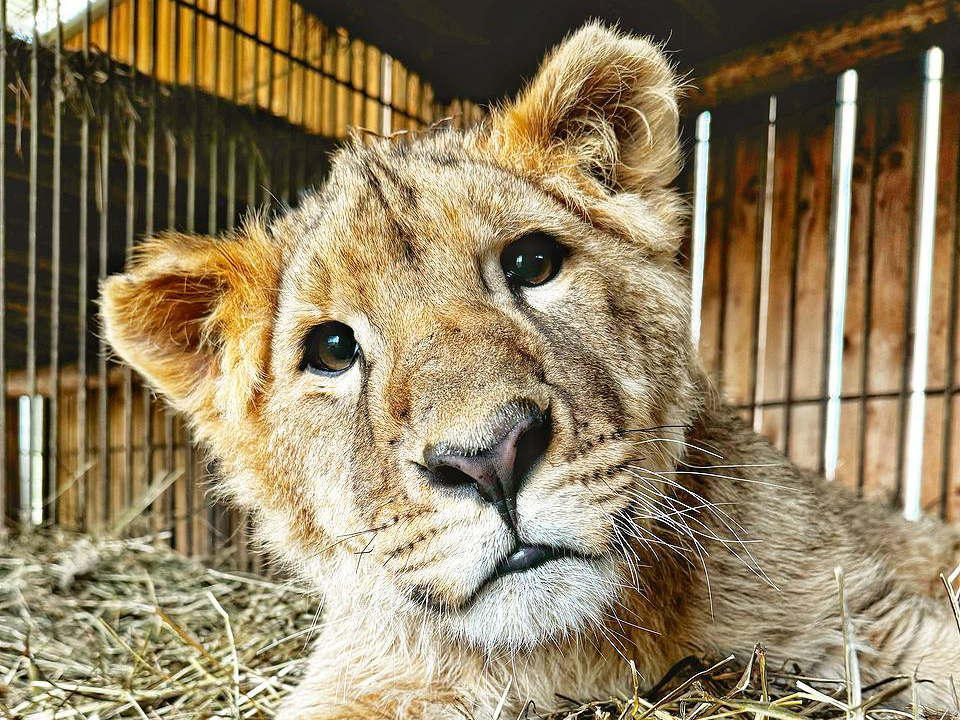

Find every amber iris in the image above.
[500,232,565,288]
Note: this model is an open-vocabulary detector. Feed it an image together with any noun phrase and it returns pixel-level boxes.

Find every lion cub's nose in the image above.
[423,403,550,530]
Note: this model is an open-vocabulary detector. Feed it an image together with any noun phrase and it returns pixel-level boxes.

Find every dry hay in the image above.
[0,530,316,718]
[1,530,958,720]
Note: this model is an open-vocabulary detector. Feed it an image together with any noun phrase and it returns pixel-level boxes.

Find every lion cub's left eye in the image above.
[500,232,566,288]
[302,322,359,375]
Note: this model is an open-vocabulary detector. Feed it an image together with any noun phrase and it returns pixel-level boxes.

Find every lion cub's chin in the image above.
[439,555,619,651]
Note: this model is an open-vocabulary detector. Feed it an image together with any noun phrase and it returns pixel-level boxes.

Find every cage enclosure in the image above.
[3,0,960,716]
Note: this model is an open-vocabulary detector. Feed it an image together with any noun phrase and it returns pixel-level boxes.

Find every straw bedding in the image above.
[1,530,957,719]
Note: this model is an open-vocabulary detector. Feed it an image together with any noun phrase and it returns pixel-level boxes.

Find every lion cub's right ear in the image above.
[490,22,681,194]
[100,222,280,424]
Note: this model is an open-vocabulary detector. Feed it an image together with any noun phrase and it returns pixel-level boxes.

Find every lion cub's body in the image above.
[102,23,960,719]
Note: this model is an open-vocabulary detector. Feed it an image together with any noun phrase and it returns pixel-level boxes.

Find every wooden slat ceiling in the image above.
[299,0,885,105]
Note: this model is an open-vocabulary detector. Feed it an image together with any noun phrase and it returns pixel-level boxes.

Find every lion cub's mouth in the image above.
[491,544,567,580]
[473,543,591,596]
[412,544,599,614]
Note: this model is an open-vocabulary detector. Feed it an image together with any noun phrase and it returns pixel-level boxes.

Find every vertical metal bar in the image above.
[49,0,64,523]
[904,47,945,521]
[164,123,176,535]
[209,1,219,233]
[98,110,111,525]
[752,97,777,433]
[166,0,180,542]
[226,0,238,228]
[123,79,137,511]
[186,0,200,554]
[26,0,39,525]
[77,0,91,529]
[0,0,7,525]
[208,0,221,550]
[143,0,158,509]
[823,70,859,481]
[690,112,711,348]
[96,0,115,525]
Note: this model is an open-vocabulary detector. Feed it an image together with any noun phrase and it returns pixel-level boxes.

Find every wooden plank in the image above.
[835,398,862,490]
[787,404,821,467]
[785,117,832,470]
[790,119,832,402]
[928,84,960,389]
[949,396,960,522]
[720,129,762,407]
[688,0,960,111]
[155,0,173,83]
[407,71,422,128]
[861,397,902,501]
[56,391,78,529]
[335,29,350,137]
[758,125,800,405]
[320,24,336,137]
[759,406,787,454]
[150,400,169,534]
[392,57,407,132]
[757,123,801,452]
[350,37,365,130]
[289,2,305,125]
[921,399,945,514]
[841,90,878,397]
[109,389,126,523]
[174,419,190,554]
[867,87,918,400]
[192,450,208,557]
[922,80,960,516]
[365,43,381,133]
[4,401,18,527]
[421,82,435,126]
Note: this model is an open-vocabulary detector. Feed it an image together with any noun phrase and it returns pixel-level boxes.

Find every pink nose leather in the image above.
[423,403,550,530]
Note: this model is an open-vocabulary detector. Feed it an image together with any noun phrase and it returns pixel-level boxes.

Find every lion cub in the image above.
[102,22,960,719]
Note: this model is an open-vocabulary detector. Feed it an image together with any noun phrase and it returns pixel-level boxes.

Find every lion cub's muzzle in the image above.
[421,400,550,531]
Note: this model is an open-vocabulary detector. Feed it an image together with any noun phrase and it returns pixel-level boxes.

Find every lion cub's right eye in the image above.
[500,231,566,289]
[302,322,359,375]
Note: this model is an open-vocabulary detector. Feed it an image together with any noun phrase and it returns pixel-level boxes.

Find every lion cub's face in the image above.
[102,24,694,651]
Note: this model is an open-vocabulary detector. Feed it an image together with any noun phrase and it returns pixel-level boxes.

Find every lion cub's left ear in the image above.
[100,221,280,427]
[490,22,681,194]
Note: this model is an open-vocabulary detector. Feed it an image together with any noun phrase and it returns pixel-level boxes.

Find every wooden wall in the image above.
[62,0,484,135]
[696,51,960,520]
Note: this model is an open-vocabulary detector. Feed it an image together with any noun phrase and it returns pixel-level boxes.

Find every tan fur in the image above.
[100,23,960,719]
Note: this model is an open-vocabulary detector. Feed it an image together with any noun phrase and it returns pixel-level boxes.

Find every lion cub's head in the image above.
[102,23,697,651]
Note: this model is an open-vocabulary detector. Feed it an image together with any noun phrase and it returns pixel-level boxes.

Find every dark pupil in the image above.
[307,323,357,372]
[503,232,562,287]
[511,249,552,284]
